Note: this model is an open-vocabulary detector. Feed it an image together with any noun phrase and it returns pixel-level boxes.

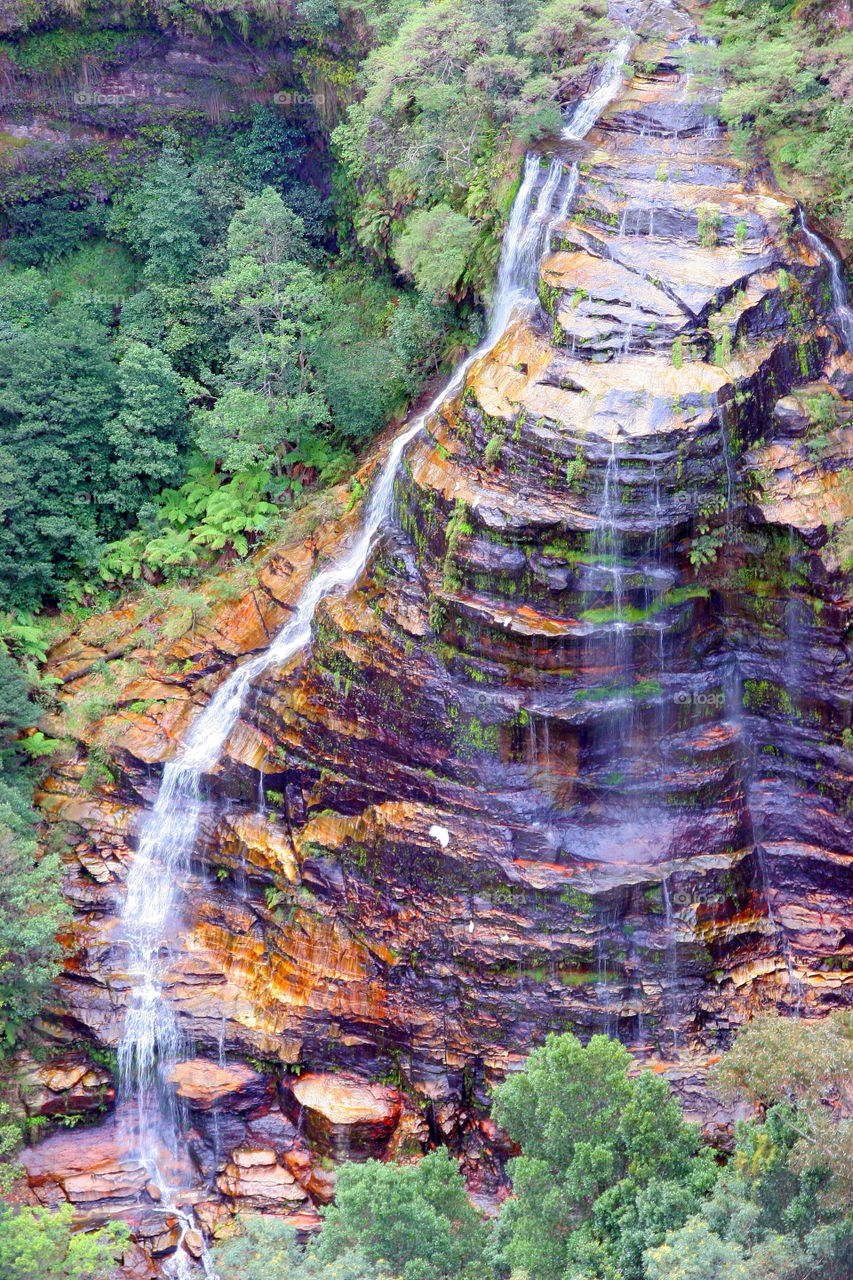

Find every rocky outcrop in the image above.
[0,15,349,205]
[288,1073,404,1159]
[10,1051,115,1121]
[24,0,853,1261]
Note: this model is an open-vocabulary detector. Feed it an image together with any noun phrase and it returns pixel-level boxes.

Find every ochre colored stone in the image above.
[289,1074,403,1158]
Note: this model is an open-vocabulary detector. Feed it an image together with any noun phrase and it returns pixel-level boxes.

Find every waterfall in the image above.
[562,34,635,141]
[755,845,803,1013]
[717,404,734,520]
[797,207,853,352]
[661,879,681,1054]
[517,159,563,272]
[112,29,634,1264]
[586,436,630,677]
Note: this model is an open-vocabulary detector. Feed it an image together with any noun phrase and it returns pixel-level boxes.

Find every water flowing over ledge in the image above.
[114,28,638,1268]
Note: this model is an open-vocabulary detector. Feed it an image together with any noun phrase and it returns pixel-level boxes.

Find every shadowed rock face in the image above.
[28,0,853,1247]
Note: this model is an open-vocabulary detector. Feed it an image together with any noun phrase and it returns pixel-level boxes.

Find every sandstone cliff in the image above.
[17,0,853,1267]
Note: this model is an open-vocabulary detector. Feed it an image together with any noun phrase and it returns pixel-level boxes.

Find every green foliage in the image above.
[319,1148,489,1280]
[0,815,67,1049]
[0,1203,129,1280]
[116,145,207,285]
[565,446,586,488]
[235,109,330,244]
[199,187,331,472]
[713,1011,853,1201]
[213,1217,307,1280]
[646,1110,853,1278]
[0,255,200,609]
[0,28,130,78]
[0,0,579,614]
[0,1100,25,1193]
[298,0,341,28]
[808,391,842,433]
[333,0,611,297]
[394,204,480,299]
[0,646,67,1045]
[386,293,460,396]
[713,328,733,366]
[491,1032,716,1280]
[699,0,853,236]
[0,283,119,609]
[1,197,105,267]
[45,239,138,313]
[442,498,473,590]
[696,204,722,248]
[484,432,504,467]
[100,457,278,582]
[0,638,65,1063]
[688,520,725,569]
[107,341,189,515]
[213,1217,385,1280]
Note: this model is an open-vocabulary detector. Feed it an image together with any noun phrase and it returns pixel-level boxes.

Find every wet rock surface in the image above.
[25,0,853,1262]
[287,1074,404,1159]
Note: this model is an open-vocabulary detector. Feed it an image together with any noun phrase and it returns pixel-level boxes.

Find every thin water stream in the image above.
[797,207,853,353]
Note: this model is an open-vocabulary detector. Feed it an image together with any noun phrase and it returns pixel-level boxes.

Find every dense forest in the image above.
[0,0,852,1274]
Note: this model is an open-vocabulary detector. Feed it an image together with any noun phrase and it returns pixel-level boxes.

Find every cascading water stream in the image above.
[113,33,635,1266]
[562,33,635,141]
[797,207,853,353]
[661,879,681,1054]
[586,437,631,682]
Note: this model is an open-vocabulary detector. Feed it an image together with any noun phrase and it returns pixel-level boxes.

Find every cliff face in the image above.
[21,0,853,1261]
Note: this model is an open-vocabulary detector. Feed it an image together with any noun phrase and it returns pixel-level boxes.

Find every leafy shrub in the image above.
[1,197,105,267]
[491,1032,717,1280]
[394,204,480,299]
[319,1149,488,1280]
[214,1217,387,1280]
[697,204,722,248]
[0,1203,128,1280]
[698,0,853,237]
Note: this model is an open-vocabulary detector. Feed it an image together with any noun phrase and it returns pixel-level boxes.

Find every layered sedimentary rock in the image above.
[25,0,853,1254]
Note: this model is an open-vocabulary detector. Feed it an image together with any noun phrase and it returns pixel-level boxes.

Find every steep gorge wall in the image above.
[17,0,853,1263]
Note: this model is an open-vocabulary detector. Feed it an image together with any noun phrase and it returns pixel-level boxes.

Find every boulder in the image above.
[289,1074,403,1159]
[22,1114,148,1213]
[164,1059,270,1112]
[216,1150,308,1210]
[183,1228,205,1259]
[21,1106,197,1218]
[772,393,811,435]
[14,1052,115,1120]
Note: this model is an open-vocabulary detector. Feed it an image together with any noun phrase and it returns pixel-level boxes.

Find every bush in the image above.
[393,205,480,300]
[319,1149,489,1280]
[213,1218,386,1280]
[698,0,853,236]
[491,1032,716,1280]
[0,1203,128,1280]
[1,197,105,267]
